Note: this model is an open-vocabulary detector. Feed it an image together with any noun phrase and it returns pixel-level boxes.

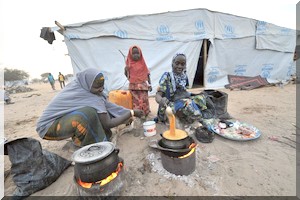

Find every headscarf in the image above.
[172,53,187,65]
[93,73,105,87]
[36,68,129,138]
[125,45,150,83]
[170,53,189,91]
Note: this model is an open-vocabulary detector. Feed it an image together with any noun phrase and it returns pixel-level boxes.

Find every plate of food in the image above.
[211,120,261,141]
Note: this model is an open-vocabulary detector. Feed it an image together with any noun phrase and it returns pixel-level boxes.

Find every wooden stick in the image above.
[55,21,66,31]
[282,136,298,144]
[292,123,300,130]
[274,139,296,149]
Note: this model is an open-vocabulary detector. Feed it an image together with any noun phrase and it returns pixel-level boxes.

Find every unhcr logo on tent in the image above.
[280,28,291,35]
[114,30,128,38]
[222,25,236,38]
[234,65,247,76]
[65,34,80,40]
[261,64,274,78]
[207,67,219,83]
[194,20,207,39]
[156,25,173,41]
[256,21,267,34]
[287,61,295,77]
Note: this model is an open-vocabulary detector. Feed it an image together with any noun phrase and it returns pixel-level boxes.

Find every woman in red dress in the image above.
[125,45,152,117]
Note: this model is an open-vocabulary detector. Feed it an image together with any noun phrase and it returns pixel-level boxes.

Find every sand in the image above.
[3,81,297,196]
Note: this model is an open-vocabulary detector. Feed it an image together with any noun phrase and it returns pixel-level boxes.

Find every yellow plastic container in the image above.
[108,90,133,109]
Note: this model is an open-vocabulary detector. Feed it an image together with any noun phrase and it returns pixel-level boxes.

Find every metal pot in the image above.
[157,139,192,157]
[160,133,192,150]
[72,142,120,183]
[74,149,120,183]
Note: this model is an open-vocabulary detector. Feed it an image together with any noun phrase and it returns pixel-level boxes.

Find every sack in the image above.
[4,137,72,198]
[203,90,231,120]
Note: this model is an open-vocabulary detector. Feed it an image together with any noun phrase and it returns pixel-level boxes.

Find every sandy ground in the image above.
[3,81,297,196]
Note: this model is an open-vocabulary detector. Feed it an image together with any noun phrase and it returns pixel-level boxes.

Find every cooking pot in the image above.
[160,133,192,150]
[72,142,120,183]
[157,139,192,157]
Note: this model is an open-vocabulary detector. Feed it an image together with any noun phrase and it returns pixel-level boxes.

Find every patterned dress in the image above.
[125,45,151,116]
[129,82,150,116]
[157,72,207,124]
[44,107,110,147]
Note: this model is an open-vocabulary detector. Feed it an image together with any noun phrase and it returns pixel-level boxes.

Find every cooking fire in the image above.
[72,142,126,196]
[77,162,123,188]
[158,106,197,175]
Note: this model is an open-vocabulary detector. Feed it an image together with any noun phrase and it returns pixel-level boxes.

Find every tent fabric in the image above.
[214,12,257,39]
[64,37,202,95]
[53,9,215,42]
[205,36,295,88]
[256,21,296,52]
[47,8,296,93]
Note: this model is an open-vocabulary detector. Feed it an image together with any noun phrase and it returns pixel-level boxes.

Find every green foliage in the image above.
[4,68,29,81]
[31,78,42,83]
[65,74,73,80]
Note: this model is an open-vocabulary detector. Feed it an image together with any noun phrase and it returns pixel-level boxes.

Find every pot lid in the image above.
[72,142,115,164]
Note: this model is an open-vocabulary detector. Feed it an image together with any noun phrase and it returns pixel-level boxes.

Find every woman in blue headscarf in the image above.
[155,53,213,124]
[36,68,144,147]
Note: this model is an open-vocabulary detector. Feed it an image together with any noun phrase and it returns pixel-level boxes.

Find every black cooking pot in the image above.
[74,148,120,183]
[157,139,192,157]
[160,133,192,150]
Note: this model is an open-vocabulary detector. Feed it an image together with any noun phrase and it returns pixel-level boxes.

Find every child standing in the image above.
[125,45,152,117]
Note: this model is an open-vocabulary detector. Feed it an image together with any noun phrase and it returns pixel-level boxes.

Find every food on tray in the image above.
[237,126,255,136]
[212,120,260,141]
[218,122,227,129]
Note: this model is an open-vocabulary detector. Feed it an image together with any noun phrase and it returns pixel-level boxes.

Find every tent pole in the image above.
[55,21,66,32]
[203,39,207,87]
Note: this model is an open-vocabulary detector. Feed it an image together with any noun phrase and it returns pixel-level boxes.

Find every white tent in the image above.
[46,8,296,95]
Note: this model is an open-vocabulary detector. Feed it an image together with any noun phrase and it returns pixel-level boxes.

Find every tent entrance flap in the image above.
[193,39,211,88]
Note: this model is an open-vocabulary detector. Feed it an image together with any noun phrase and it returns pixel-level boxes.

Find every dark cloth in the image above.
[225,75,269,90]
[40,27,56,44]
[195,126,215,143]
[4,137,71,198]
